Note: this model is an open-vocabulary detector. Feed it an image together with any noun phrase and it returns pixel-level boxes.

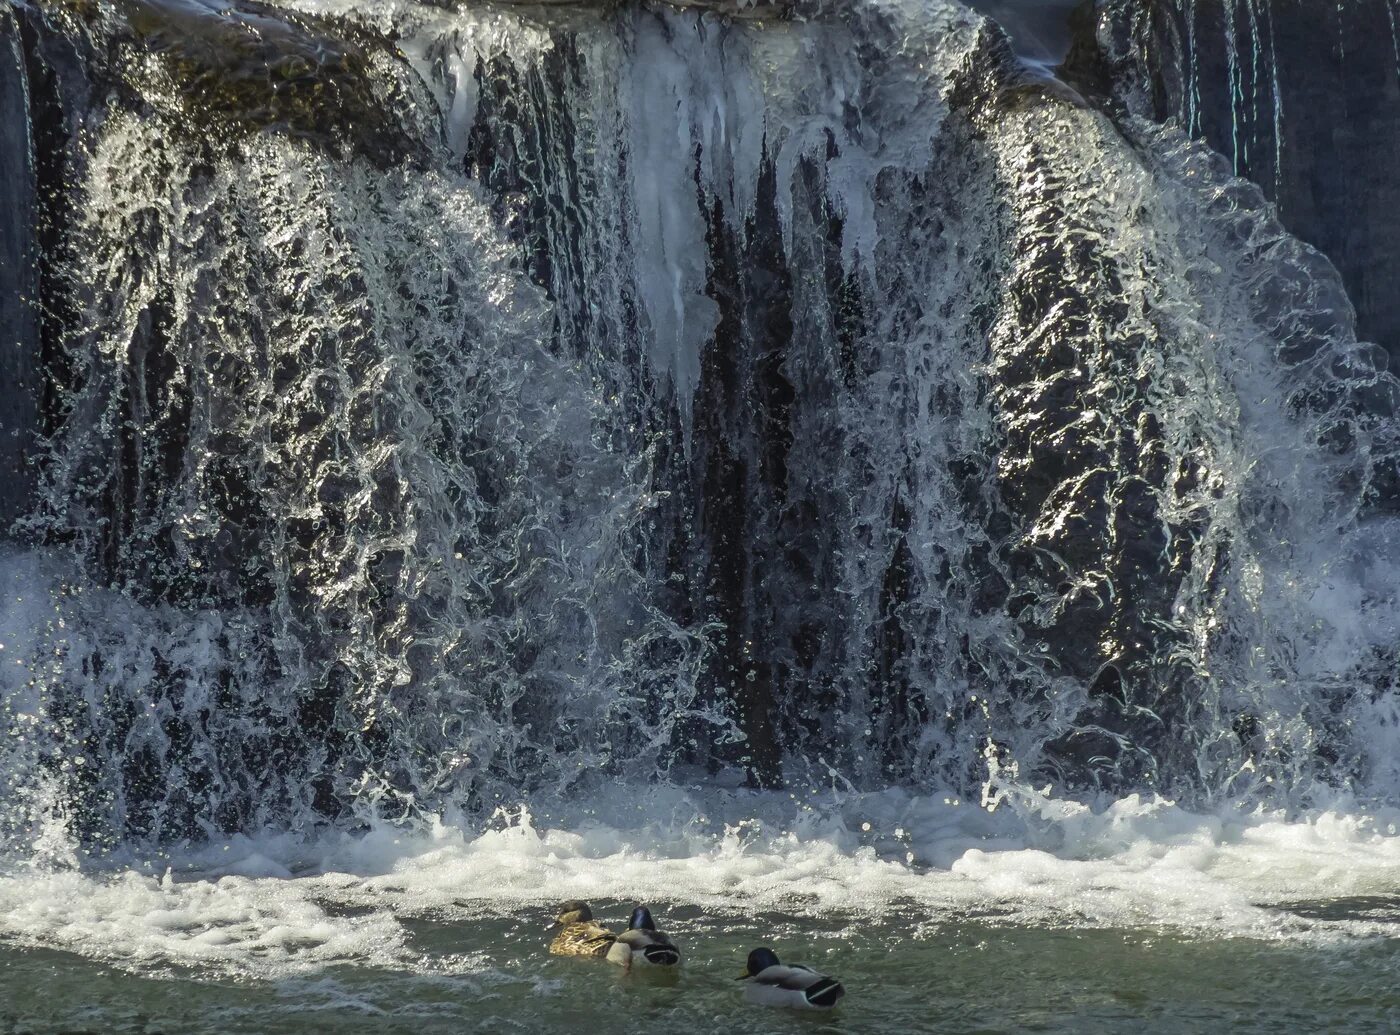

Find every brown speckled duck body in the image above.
[548,901,617,958]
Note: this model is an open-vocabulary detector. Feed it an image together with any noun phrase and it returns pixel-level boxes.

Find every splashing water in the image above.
[4,99,716,848]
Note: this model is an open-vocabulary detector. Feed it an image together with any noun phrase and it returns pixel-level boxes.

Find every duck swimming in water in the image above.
[547,901,617,958]
[605,906,681,969]
[736,947,845,1009]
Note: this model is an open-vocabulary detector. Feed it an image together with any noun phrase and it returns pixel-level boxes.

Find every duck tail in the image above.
[642,944,681,966]
[804,978,845,1008]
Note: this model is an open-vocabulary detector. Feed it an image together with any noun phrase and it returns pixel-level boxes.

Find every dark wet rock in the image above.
[0,6,39,530]
[964,0,1084,64]
[3,0,434,529]
[980,110,1189,788]
[26,0,430,167]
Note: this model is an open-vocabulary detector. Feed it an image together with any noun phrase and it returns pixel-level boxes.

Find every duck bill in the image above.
[734,973,751,980]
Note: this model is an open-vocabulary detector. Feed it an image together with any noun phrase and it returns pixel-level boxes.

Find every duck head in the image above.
[627,906,656,931]
[551,900,593,927]
[738,946,781,978]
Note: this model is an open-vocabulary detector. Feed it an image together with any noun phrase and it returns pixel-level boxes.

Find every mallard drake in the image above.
[547,900,617,958]
[736,947,845,1009]
[604,906,681,969]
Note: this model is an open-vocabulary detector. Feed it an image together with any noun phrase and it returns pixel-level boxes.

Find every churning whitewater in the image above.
[5,0,1400,984]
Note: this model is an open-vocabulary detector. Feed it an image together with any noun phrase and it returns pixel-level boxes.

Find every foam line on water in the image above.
[6,788,1400,979]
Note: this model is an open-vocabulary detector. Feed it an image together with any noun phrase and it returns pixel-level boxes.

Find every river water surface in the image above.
[6,792,1400,1032]
[4,907,1400,1033]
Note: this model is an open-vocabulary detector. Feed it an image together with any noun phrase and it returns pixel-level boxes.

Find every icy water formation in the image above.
[4,0,1400,1030]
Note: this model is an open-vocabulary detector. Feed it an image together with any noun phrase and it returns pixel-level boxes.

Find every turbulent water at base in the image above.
[6,0,1400,1006]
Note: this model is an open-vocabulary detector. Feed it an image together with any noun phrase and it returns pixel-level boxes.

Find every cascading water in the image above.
[1083,0,1400,362]
[6,1,1400,1027]
[2,0,725,850]
[4,0,1400,839]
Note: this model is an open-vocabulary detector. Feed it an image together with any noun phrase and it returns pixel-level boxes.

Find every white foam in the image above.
[0,864,408,977]
[6,787,1400,978]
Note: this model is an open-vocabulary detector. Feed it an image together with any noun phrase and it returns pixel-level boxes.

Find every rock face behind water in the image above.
[0,0,431,524]
[432,0,789,13]
[16,0,430,166]
[0,6,38,530]
[1076,0,1400,365]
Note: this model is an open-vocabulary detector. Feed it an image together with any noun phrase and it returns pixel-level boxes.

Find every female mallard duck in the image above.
[547,901,617,958]
[736,947,845,1009]
[604,906,681,969]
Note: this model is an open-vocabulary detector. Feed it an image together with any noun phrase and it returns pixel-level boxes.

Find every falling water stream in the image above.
[4,0,1400,1030]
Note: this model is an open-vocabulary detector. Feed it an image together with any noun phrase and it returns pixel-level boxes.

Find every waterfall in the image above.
[3,0,1400,857]
[1090,0,1400,360]
[3,0,719,849]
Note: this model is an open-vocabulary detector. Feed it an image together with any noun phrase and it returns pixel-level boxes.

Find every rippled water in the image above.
[6,792,1400,1032]
[5,909,1400,1033]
